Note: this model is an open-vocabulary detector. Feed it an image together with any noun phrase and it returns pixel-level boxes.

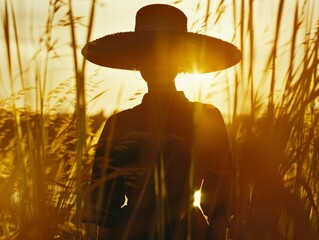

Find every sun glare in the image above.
[193,179,209,225]
[176,72,215,102]
[175,71,230,114]
[193,178,204,208]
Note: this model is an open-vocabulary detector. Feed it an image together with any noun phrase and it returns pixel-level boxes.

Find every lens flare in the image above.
[193,179,209,225]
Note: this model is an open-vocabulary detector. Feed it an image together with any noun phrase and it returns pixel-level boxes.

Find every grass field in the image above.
[0,0,318,239]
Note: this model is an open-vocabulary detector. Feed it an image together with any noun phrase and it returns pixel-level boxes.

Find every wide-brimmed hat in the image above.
[82,4,241,73]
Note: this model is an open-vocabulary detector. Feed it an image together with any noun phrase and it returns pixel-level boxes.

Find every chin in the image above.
[141,70,178,83]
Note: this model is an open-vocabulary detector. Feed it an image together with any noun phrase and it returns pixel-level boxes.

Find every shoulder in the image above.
[191,101,223,118]
[106,104,143,123]
[190,102,228,133]
[98,106,142,141]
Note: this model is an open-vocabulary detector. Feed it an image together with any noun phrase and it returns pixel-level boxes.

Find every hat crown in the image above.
[135,4,187,32]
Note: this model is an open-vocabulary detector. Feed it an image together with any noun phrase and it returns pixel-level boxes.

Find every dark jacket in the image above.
[84,91,232,239]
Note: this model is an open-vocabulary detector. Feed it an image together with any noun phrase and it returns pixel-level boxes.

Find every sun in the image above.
[175,72,221,101]
[176,72,204,101]
[175,71,232,120]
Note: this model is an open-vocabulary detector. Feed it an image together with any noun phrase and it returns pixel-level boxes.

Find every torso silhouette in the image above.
[86,91,231,239]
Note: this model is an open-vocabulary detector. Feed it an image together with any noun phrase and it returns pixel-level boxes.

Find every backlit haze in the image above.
[1,0,318,121]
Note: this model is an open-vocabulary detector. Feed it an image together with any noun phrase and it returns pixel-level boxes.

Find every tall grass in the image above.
[221,0,318,239]
[0,0,318,239]
[0,0,98,239]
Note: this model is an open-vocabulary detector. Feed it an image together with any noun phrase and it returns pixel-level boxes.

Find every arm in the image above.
[193,105,232,239]
[83,116,125,233]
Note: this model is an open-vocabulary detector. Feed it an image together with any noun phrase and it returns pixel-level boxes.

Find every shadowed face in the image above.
[139,37,182,93]
[140,52,179,84]
[140,63,178,83]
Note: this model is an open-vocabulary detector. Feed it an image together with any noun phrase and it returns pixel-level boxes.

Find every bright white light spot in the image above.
[121,194,128,208]
[193,189,202,208]
[193,179,204,207]
[193,179,209,225]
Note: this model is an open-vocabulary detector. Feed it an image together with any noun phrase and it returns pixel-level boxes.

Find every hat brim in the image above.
[82,31,241,73]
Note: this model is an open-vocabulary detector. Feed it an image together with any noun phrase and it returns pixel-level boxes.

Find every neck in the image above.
[147,81,177,94]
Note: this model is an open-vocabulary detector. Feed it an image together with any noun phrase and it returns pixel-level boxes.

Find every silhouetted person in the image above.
[82,4,241,240]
